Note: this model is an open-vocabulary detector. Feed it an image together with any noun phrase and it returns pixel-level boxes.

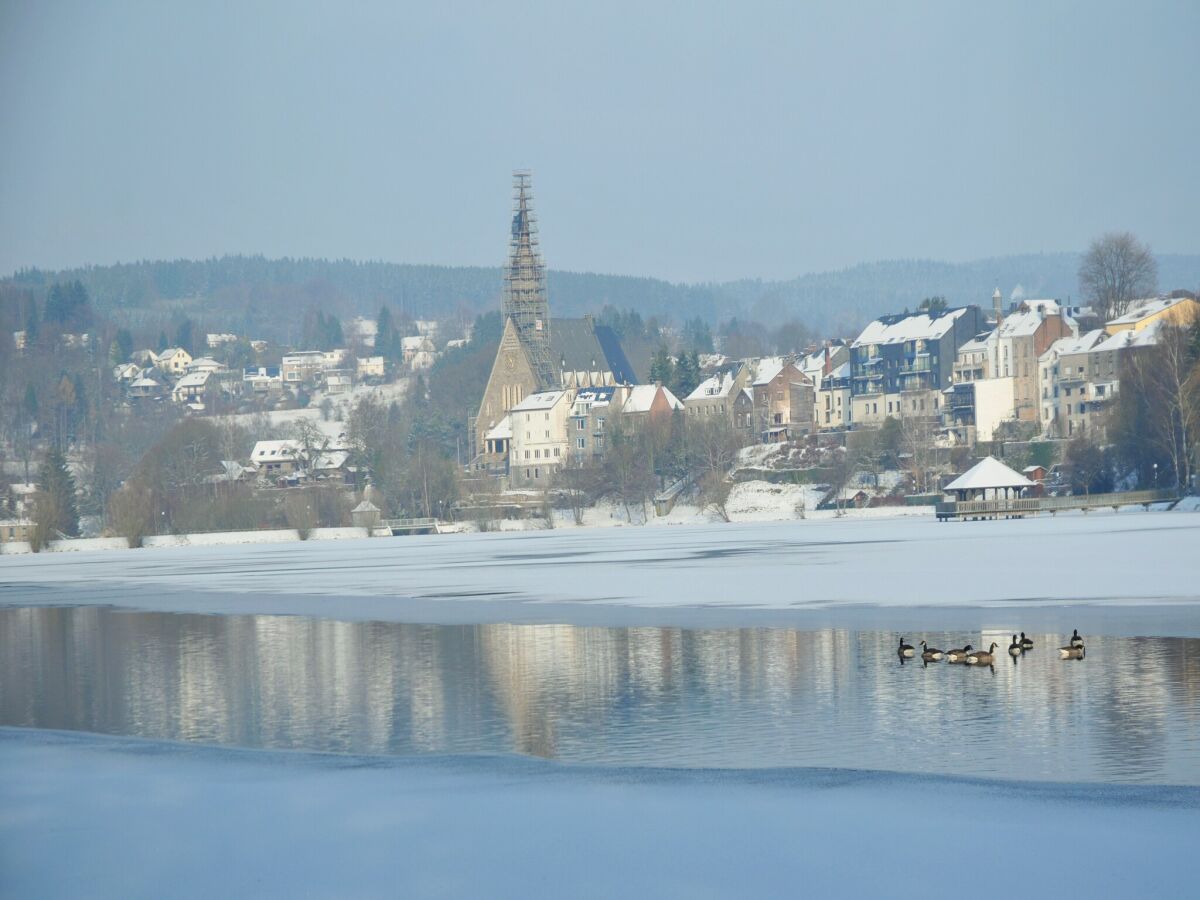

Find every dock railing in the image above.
[936,488,1177,520]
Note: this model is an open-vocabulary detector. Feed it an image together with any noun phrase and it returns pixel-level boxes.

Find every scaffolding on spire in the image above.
[502,170,555,388]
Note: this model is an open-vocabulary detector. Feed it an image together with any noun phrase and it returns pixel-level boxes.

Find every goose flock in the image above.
[897,631,1086,668]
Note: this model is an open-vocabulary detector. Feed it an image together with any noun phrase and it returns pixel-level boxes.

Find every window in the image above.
[554,447,560,457]
[534,468,540,479]
[534,449,540,459]
[524,450,530,459]
[577,419,584,430]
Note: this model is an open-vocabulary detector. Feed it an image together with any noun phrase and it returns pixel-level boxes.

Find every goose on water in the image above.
[1060,643,1085,659]
[921,640,943,661]
[1020,632,1034,651]
[898,637,916,658]
[1070,629,1084,649]
[946,644,973,663]
[966,643,998,665]
[1008,635,1022,657]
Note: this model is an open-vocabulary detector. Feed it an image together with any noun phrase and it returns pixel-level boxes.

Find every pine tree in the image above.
[649,346,674,386]
[672,351,700,398]
[38,448,80,537]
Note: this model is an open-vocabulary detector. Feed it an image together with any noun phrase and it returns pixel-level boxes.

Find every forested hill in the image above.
[6,253,1199,341]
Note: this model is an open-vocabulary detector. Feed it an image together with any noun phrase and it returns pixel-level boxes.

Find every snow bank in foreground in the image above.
[1,729,1195,899]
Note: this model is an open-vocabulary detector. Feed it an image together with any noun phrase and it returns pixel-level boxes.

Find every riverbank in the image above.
[2,728,1195,899]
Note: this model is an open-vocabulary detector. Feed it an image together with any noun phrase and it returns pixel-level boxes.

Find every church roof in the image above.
[550,318,643,383]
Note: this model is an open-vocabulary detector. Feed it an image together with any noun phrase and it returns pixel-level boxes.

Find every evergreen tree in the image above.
[116,328,133,361]
[157,330,169,352]
[672,351,701,398]
[38,448,80,537]
[23,384,38,421]
[649,345,674,386]
[174,318,196,355]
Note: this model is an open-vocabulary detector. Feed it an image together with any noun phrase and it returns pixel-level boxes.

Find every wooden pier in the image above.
[935,489,1179,521]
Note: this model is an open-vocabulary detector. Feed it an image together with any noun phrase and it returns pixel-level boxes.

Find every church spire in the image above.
[502,170,555,388]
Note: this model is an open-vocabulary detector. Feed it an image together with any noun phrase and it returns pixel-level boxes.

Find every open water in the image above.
[2,606,1198,783]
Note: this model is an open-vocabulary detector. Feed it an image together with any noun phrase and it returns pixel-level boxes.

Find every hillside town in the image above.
[1,176,1198,550]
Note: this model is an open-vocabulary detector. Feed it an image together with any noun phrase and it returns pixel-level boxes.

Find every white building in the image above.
[509,390,573,487]
[356,356,385,378]
[154,347,192,376]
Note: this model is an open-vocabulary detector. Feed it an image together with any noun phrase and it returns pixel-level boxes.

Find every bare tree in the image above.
[1079,232,1158,321]
[698,470,733,522]
[1127,325,1200,490]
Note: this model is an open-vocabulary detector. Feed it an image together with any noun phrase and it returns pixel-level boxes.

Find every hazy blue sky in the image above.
[2,1,1197,282]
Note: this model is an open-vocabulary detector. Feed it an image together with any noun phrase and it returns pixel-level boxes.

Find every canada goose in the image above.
[921,640,943,661]
[966,643,998,665]
[946,644,973,663]
[1070,629,1084,649]
[1019,632,1034,651]
[1008,635,1022,657]
[898,637,915,658]
[1060,644,1085,659]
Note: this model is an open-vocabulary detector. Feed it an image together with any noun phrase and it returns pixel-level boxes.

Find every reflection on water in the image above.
[2,607,1198,784]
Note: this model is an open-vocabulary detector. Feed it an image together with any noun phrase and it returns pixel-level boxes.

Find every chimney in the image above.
[823,346,832,376]
[993,287,1003,326]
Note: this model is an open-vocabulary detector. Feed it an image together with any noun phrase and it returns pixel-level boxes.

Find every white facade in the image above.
[509,390,573,487]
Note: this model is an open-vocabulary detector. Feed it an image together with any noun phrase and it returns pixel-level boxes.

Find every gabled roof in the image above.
[1092,321,1164,352]
[686,372,736,401]
[511,390,567,412]
[1106,295,1194,326]
[485,415,513,441]
[944,456,1035,492]
[251,440,302,462]
[997,309,1053,338]
[852,307,970,348]
[751,357,787,386]
[173,371,211,389]
[1041,330,1107,360]
[550,318,642,384]
[622,384,683,413]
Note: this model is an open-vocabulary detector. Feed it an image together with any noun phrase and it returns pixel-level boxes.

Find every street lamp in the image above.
[1153,463,1158,489]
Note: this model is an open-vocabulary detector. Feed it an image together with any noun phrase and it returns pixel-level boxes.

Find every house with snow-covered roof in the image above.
[153,347,192,376]
[750,358,814,442]
[1105,294,1199,335]
[251,440,304,478]
[850,306,985,428]
[509,390,573,488]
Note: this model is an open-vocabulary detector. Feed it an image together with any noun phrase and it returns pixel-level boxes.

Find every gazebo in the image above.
[943,456,1035,503]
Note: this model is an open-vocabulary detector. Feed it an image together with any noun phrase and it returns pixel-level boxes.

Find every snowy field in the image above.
[2,728,1197,900]
[4,509,1199,634]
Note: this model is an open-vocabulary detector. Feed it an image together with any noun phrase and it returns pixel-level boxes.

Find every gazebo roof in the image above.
[944,456,1036,492]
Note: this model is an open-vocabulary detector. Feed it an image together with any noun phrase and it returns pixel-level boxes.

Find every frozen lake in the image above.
[3,514,1199,897]
[4,606,1199,784]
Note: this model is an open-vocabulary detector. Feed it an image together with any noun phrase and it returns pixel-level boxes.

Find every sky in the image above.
[1,0,1197,283]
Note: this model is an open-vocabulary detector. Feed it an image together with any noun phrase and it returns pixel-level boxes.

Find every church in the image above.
[471,172,649,471]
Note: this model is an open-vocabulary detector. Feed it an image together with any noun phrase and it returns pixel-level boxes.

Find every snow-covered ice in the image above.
[3,511,1198,634]
[2,728,1196,900]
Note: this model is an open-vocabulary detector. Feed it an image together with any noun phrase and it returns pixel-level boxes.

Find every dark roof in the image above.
[550,318,643,383]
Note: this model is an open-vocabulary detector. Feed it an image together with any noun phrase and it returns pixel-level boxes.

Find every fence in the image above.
[936,489,1177,520]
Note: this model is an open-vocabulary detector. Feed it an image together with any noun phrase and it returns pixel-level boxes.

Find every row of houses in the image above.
[669,290,1197,450]
[947,293,1198,443]
[113,345,391,409]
